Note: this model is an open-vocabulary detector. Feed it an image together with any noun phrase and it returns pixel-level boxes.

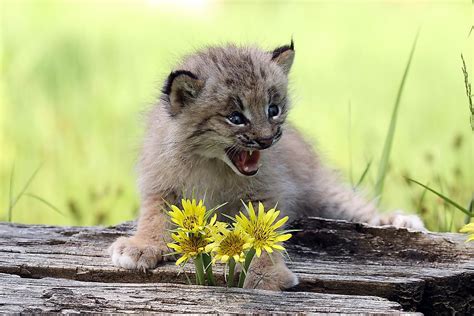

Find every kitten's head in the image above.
[160,42,295,177]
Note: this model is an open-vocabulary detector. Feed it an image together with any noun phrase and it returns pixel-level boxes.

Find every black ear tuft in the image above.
[162,70,199,95]
[271,40,295,75]
[161,70,205,116]
[271,39,295,60]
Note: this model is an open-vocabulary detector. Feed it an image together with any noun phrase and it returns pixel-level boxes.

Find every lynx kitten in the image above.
[109,42,425,290]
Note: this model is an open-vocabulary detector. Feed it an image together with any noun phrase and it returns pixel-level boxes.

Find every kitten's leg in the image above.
[243,252,298,291]
[309,167,425,230]
[108,196,170,270]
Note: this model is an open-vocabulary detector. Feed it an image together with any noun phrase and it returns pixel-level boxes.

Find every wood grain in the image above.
[0,217,472,314]
[0,273,410,314]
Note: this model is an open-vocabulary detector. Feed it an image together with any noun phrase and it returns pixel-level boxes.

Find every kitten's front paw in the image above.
[243,254,298,291]
[108,236,169,271]
[376,211,426,231]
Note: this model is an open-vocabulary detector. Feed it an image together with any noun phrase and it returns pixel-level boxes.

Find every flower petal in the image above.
[176,255,187,265]
[274,233,292,242]
[247,202,256,219]
[272,244,285,251]
[269,210,280,224]
[209,214,217,226]
[271,216,289,230]
[258,202,265,221]
[167,243,180,250]
[264,245,273,253]
[460,223,474,233]
[242,242,252,249]
[264,209,274,224]
[171,205,182,214]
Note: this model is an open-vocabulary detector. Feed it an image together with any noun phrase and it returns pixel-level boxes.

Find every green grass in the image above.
[0,0,472,232]
[374,29,419,203]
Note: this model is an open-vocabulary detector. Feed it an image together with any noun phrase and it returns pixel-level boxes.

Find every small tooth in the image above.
[249,150,253,156]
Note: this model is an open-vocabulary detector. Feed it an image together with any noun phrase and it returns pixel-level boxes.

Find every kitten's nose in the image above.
[255,137,274,149]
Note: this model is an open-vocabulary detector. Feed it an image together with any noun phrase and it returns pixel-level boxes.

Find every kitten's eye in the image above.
[268,104,279,118]
[227,111,247,125]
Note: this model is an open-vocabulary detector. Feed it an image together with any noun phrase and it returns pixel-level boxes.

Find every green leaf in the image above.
[374,30,420,202]
[408,179,473,217]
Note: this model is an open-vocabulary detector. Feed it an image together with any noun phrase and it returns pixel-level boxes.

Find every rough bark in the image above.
[0,217,472,314]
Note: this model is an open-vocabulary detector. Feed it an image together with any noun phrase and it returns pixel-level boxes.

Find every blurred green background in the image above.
[0,0,472,231]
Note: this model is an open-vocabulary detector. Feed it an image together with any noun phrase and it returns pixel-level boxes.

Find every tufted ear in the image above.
[271,40,295,75]
[162,70,205,115]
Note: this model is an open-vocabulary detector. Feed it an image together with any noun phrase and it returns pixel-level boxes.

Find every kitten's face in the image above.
[162,44,295,177]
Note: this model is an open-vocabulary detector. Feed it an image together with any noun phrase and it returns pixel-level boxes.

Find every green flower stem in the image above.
[227,258,236,287]
[202,253,216,286]
[238,248,256,288]
[194,254,206,285]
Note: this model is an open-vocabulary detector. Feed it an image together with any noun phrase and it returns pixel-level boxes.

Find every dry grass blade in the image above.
[374,30,420,202]
[461,54,473,131]
[9,164,43,209]
[8,164,43,222]
[24,193,65,217]
[461,51,473,224]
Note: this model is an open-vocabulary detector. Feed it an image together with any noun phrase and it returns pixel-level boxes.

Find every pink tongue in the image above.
[237,151,260,173]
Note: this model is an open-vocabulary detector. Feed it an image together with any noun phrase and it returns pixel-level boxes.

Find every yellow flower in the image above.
[235,202,292,257]
[205,219,228,238]
[168,198,216,233]
[206,225,253,263]
[460,223,474,242]
[167,231,211,265]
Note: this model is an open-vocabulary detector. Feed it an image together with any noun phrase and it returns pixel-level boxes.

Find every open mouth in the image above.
[225,149,261,176]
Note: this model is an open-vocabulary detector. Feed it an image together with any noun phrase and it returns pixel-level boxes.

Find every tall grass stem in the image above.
[374,30,420,203]
[194,254,206,286]
[202,253,215,286]
[227,258,236,287]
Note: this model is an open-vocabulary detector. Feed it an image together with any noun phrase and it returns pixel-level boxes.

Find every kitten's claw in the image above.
[108,236,169,271]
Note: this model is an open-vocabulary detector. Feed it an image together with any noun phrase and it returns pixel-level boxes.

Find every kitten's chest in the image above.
[177,159,261,208]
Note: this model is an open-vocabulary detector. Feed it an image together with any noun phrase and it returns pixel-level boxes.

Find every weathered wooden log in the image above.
[0,217,472,314]
[0,273,409,314]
